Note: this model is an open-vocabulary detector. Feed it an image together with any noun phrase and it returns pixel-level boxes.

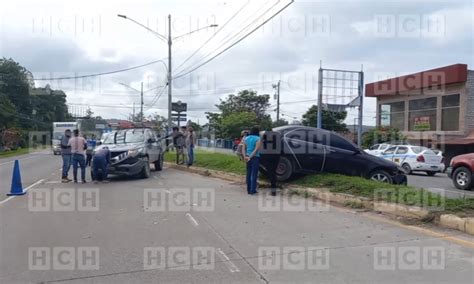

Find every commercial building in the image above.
[365,63,474,163]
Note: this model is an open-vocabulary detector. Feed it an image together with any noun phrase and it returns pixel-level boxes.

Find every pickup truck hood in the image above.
[452,153,474,161]
[96,142,143,152]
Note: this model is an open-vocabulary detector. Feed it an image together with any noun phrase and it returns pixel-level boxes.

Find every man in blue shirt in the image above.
[92,146,111,183]
[242,126,261,195]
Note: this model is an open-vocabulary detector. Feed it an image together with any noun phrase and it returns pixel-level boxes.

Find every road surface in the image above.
[0,153,473,283]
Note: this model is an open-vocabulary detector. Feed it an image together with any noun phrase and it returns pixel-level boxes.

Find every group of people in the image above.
[171,126,197,167]
[60,129,110,184]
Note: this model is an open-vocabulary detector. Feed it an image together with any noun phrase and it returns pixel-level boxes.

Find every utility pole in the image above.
[357,70,364,147]
[167,14,172,133]
[317,66,323,128]
[132,103,135,122]
[274,80,281,122]
[140,82,144,122]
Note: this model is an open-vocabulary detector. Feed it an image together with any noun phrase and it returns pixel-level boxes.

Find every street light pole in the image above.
[167,14,172,132]
[140,82,144,122]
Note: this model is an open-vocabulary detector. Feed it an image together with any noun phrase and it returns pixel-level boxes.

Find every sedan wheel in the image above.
[369,170,393,184]
[275,156,293,182]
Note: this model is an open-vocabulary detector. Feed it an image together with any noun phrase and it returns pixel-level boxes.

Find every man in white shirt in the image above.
[68,129,87,183]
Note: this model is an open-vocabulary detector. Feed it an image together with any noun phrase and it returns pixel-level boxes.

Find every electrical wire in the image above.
[174,0,276,77]
[173,0,251,74]
[32,59,168,81]
[173,0,294,79]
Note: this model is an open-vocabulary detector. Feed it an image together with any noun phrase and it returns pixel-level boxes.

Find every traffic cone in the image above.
[7,160,25,196]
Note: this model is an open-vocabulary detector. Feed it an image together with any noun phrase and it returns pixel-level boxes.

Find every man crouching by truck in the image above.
[92,146,111,184]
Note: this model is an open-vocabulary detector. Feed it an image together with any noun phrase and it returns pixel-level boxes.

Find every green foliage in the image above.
[220,112,258,139]
[272,119,289,128]
[206,89,273,138]
[0,58,32,128]
[362,127,406,149]
[0,58,71,132]
[0,94,18,128]
[301,105,348,132]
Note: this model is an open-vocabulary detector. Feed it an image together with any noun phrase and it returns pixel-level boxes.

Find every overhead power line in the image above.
[173,0,251,74]
[173,0,294,79]
[33,59,168,81]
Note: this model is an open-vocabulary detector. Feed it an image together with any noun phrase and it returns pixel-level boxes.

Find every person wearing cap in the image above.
[60,129,72,183]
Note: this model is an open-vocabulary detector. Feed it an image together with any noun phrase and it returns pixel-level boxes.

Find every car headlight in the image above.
[128,148,143,157]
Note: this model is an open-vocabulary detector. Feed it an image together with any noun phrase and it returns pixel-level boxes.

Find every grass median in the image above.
[0,147,31,158]
[164,150,474,215]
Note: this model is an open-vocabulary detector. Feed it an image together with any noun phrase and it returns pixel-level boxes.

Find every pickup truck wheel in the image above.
[452,167,472,190]
[275,156,293,182]
[369,170,393,184]
[140,157,151,178]
[154,154,163,171]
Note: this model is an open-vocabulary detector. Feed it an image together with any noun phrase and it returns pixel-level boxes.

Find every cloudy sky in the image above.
[1,0,472,126]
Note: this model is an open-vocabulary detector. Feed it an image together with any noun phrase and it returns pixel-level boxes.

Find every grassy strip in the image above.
[164,150,246,175]
[165,150,474,215]
[0,148,31,158]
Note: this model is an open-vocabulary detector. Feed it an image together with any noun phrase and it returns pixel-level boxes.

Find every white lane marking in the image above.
[185,213,199,227]
[165,189,171,194]
[0,179,45,205]
[216,248,240,273]
[0,155,41,166]
[45,181,62,184]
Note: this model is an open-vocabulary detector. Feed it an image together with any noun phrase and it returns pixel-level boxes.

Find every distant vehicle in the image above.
[260,126,407,185]
[377,145,445,176]
[52,122,78,155]
[365,143,392,156]
[93,128,164,179]
[446,153,474,190]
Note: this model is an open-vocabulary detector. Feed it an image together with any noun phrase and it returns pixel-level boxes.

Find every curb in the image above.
[165,162,473,236]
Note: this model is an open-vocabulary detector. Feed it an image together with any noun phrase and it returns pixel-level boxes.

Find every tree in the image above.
[220,112,258,139]
[0,93,18,129]
[301,105,348,132]
[272,119,289,128]
[147,113,168,133]
[0,58,33,128]
[85,107,94,119]
[206,89,273,138]
[362,127,406,149]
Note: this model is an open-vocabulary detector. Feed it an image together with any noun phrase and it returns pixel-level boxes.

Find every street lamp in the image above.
[117,14,218,133]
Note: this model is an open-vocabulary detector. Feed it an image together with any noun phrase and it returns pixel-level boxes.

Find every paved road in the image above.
[406,172,474,199]
[1,160,473,283]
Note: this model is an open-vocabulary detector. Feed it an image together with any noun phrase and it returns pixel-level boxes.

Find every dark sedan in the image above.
[260,126,407,184]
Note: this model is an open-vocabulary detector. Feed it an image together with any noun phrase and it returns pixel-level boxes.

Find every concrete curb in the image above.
[165,162,473,236]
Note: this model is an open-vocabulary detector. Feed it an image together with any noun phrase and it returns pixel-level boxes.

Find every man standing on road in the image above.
[180,126,188,165]
[92,146,111,184]
[242,126,261,195]
[68,129,87,183]
[259,131,281,196]
[172,127,185,165]
[60,129,72,183]
[86,134,96,167]
[186,126,197,167]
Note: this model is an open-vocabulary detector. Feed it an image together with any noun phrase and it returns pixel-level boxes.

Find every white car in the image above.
[365,143,392,156]
[378,145,445,176]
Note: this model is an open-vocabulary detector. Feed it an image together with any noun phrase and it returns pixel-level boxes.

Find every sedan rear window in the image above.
[411,146,429,154]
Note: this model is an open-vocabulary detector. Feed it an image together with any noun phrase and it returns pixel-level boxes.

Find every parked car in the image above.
[377,145,445,176]
[365,143,392,156]
[93,128,164,179]
[446,153,474,190]
[260,126,407,184]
